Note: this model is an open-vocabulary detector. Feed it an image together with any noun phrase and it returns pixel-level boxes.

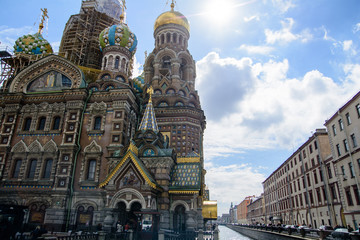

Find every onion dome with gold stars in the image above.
[13,8,53,55]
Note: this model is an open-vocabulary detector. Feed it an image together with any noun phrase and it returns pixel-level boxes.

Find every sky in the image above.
[1,0,360,216]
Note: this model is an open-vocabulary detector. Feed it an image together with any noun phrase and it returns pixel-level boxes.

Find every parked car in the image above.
[319,225,334,231]
[331,228,350,240]
[298,225,311,233]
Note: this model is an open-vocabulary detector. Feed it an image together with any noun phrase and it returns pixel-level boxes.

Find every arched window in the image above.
[178,90,185,97]
[37,117,46,130]
[13,159,22,178]
[179,35,183,46]
[166,89,175,94]
[159,102,168,107]
[154,89,162,95]
[175,102,184,106]
[24,117,32,131]
[173,33,178,43]
[43,159,53,179]
[162,56,171,70]
[121,58,126,71]
[161,34,165,44]
[87,159,96,180]
[115,56,120,69]
[28,159,37,179]
[94,117,102,130]
[52,116,61,130]
[166,33,171,43]
[104,57,107,69]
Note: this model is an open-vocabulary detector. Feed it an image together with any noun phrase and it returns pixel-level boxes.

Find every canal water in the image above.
[218,225,254,240]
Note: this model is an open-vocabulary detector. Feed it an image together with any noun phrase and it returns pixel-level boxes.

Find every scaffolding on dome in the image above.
[58,0,120,70]
[0,47,50,92]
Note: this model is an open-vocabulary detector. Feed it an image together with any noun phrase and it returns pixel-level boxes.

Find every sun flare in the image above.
[203,0,237,26]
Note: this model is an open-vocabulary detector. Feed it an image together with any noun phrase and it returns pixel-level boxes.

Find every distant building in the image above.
[247,194,265,225]
[237,196,255,224]
[324,91,360,228]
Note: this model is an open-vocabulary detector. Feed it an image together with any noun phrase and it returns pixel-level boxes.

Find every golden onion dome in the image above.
[154,6,190,32]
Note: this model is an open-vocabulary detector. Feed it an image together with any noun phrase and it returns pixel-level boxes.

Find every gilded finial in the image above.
[147,86,154,102]
[171,0,175,11]
[38,8,49,34]
[120,0,127,23]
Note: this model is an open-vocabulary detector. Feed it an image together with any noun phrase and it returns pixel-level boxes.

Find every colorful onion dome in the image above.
[154,4,189,32]
[99,23,137,54]
[14,33,53,55]
[133,74,144,93]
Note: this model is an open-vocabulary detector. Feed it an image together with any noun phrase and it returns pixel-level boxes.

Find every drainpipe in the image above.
[65,89,92,231]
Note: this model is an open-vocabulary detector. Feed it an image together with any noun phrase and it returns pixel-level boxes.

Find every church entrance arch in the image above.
[173,205,186,232]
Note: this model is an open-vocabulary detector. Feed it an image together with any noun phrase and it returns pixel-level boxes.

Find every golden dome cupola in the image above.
[153,1,190,50]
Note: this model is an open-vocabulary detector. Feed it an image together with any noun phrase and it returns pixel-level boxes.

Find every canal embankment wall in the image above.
[226,225,317,240]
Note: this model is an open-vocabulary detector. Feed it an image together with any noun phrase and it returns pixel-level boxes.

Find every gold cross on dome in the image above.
[147,86,154,101]
[38,8,49,34]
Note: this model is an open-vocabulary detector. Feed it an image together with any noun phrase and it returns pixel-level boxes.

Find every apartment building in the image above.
[247,194,265,225]
[324,91,360,228]
[263,129,343,227]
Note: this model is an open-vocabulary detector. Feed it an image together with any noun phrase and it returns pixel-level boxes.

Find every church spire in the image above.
[139,86,159,133]
[38,8,49,34]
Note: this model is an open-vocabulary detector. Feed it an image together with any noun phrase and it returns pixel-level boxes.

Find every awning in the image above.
[202,201,217,220]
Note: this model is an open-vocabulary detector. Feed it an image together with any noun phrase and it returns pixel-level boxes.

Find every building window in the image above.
[37,117,46,130]
[327,165,333,178]
[314,171,318,184]
[309,145,313,154]
[332,124,337,136]
[345,188,354,206]
[112,135,120,142]
[70,113,77,120]
[12,159,22,178]
[341,165,346,179]
[7,115,14,122]
[346,113,351,125]
[1,137,9,144]
[52,116,61,130]
[66,135,73,143]
[317,189,322,202]
[27,159,37,179]
[351,134,357,148]
[43,159,53,179]
[94,116,102,130]
[330,185,337,200]
[23,117,32,131]
[115,111,122,118]
[344,139,349,152]
[353,186,360,205]
[68,123,75,131]
[356,104,360,118]
[87,160,96,180]
[336,144,341,156]
[349,162,355,178]
[339,119,344,131]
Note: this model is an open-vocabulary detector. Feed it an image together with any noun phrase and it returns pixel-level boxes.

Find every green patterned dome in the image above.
[99,23,137,54]
[14,33,53,55]
[133,74,144,93]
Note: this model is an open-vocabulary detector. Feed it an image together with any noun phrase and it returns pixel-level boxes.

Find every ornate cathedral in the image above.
[0,0,216,238]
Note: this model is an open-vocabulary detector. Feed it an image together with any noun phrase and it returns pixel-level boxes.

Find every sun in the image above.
[203,0,237,27]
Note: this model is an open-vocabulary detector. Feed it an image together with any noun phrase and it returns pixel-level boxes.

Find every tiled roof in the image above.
[169,163,201,191]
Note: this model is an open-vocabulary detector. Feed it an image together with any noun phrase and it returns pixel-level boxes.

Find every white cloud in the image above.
[238,44,274,55]
[353,23,360,33]
[343,40,357,55]
[265,18,312,44]
[196,52,356,161]
[0,25,34,49]
[271,0,296,13]
[244,15,260,22]
[205,162,265,215]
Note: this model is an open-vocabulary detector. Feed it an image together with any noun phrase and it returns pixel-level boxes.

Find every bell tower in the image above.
[143,2,205,160]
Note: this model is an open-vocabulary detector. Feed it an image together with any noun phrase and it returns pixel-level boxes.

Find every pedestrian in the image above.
[347,224,354,232]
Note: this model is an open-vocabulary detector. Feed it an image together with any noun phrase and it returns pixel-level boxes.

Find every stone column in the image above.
[198,229,203,240]
[103,210,114,233]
